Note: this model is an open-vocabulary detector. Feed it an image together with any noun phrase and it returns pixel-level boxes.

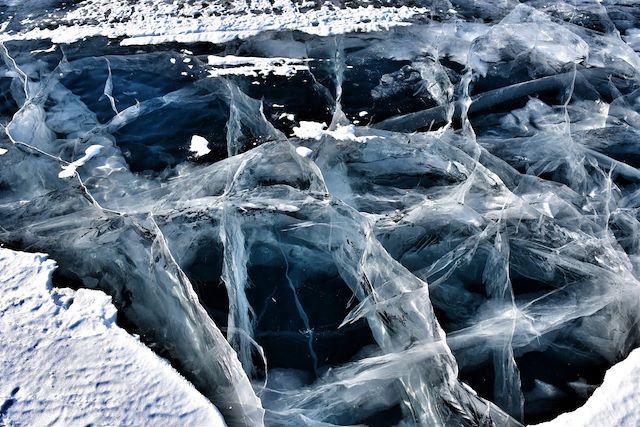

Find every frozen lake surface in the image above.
[1,1,640,426]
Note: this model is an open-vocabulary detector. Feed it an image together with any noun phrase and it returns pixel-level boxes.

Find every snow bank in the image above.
[0,248,226,427]
[0,1,428,46]
[292,121,375,142]
[533,349,640,427]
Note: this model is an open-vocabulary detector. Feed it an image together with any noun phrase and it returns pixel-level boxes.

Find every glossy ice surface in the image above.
[1,1,640,426]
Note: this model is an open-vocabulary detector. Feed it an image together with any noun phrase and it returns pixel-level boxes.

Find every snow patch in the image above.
[58,144,103,179]
[292,121,327,139]
[30,44,56,54]
[189,135,211,157]
[295,146,313,158]
[207,55,310,78]
[330,124,376,142]
[279,113,295,121]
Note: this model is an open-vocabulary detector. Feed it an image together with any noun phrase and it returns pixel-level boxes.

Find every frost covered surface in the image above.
[0,247,225,427]
[1,0,640,426]
[0,0,428,45]
[534,348,640,427]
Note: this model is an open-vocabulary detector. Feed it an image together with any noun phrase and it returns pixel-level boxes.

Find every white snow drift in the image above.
[0,247,226,427]
[534,348,640,427]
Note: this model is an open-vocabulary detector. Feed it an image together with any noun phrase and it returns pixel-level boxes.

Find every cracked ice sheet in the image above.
[2,1,640,425]
[0,0,428,46]
[0,247,226,427]
[533,348,640,427]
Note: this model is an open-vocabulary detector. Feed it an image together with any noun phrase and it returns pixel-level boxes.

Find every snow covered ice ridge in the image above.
[1,1,640,426]
[0,247,226,426]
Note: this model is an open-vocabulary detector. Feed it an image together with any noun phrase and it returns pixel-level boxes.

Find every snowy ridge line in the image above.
[0,247,226,427]
[0,1,429,46]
